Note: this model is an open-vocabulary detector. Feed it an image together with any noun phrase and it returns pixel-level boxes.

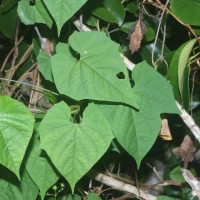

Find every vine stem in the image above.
[73,19,200,143]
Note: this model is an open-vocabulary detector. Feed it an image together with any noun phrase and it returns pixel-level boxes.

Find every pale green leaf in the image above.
[178,39,196,101]
[98,61,179,166]
[39,102,114,191]
[51,31,139,108]
[26,124,60,200]
[17,0,52,28]
[0,167,38,200]
[170,0,200,26]
[0,96,34,178]
[170,39,196,110]
[43,0,87,35]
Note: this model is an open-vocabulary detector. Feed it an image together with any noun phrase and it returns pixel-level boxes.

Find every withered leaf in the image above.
[172,135,196,168]
[159,118,172,140]
[128,19,146,54]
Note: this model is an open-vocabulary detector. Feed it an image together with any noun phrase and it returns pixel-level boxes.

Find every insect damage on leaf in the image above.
[128,18,146,54]
[172,135,196,168]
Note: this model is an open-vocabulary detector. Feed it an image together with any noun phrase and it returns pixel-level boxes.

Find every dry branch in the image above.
[181,168,200,199]
[73,19,200,143]
[90,171,156,200]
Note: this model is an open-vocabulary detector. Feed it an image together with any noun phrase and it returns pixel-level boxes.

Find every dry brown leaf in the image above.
[172,135,196,168]
[159,119,172,140]
[128,19,146,54]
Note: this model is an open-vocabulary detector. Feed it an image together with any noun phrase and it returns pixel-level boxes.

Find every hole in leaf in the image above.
[116,72,125,79]
[29,0,35,6]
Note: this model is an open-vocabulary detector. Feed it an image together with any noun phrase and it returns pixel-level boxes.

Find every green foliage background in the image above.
[0,0,200,199]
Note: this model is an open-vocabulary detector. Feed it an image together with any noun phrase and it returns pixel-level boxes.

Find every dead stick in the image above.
[90,171,156,200]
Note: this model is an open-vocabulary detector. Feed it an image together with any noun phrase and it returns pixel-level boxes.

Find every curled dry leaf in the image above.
[128,19,146,54]
[159,118,172,140]
[172,135,196,168]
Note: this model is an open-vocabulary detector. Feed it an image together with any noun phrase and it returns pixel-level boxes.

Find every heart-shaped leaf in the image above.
[39,102,114,191]
[51,31,139,108]
[0,96,34,178]
[43,0,87,35]
[98,61,179,166]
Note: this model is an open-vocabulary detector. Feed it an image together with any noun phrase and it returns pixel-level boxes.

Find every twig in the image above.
[34,26,52,56]
[143,0,199,42]
[90,171,156,200]
[176,103,200,142]
[151,0,170,68]
[73,19,200,142]
[181,168,200,199]
[140,180,182,190]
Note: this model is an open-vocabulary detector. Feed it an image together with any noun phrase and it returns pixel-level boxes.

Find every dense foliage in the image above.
[0,0,200,199]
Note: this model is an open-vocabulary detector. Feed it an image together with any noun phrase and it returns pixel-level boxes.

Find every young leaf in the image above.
[0,96,34,179]
[98,61,179,167]
[43,0,87,35]
[39,102,114,192]
[17,0,52,28]
[170,39,196,111]
[92,0,125,26]
[0,166,38,200]
[51,31,139,108]
[26,125,60,200]
[170,0,200,26]
[37,52,53,82]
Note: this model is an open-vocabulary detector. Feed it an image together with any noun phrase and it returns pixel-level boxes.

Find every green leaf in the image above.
[39,102,114,192]
[133,61,179,114]
[0,96,34,179]
[140,39,170,65]
[87,192,102,200]
[125,2,138,15]
[169,166,196,183]
[67,194,81,200]
[157,196,175,200]
[43,0,87,35]
[37,52,53,82]
[98,61,179,166]
[170,0,200,26]
[26,124,60,200]
[0,166,38,200]
[92,0,125,26]
[51,31,139,108]
[17,0,52,28]
[170,39,196,111]
[0,1,18,39]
